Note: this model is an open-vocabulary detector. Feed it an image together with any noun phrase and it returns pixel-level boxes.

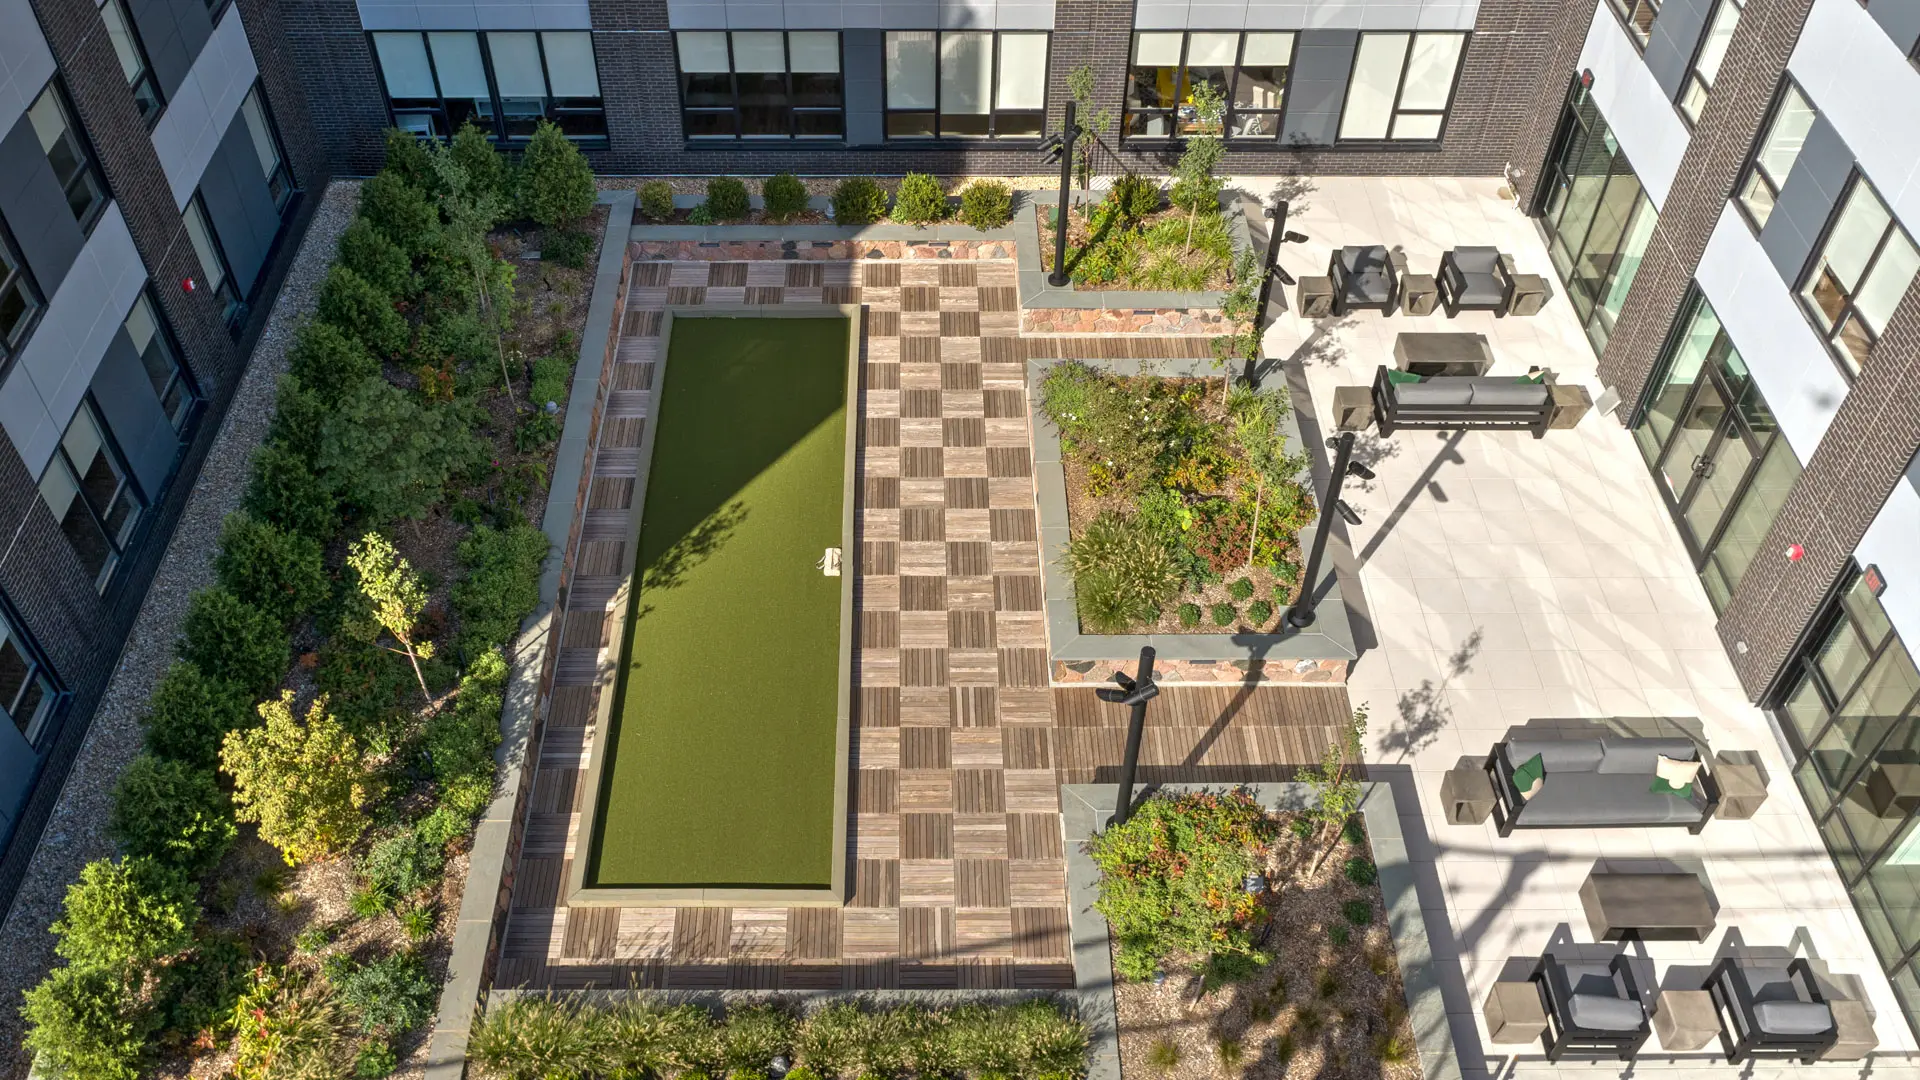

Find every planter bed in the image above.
[1013,193,1253,323]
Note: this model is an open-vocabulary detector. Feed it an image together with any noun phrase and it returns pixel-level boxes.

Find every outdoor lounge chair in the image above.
[1437,246,1516,316]
[1328,245,1398,315]
[1702,957,1838,1064]
[1531,953,1652,1061]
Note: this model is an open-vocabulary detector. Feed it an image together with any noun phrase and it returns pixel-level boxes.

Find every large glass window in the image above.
[38,401,145,592]
[1337,32,1466,142]
[884,31,1045,139]
[1,216,42,371]
[98,0,162,125]
[1538,81,1658,356]
[1800,175,1920,376]
[1679,0,1741,124]
[1738,81,1815,228]
[678,31,843,140]
[124,292,195,431]
[27,83,108,233]
[238,84,294,211]
[182,195,242,332]
[0,607,57,744]
[372,31,606,142]
[1124,31,1295,140]
[1609,0,1662,45]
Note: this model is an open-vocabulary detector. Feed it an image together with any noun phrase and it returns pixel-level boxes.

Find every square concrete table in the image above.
[1713,752,1768,819]
[1332,385,1374,432]
[1441,766,1496,825]
[1547,383,1593,430]
[1508,272,1552,316]
[1580,870,1715,942]
[1297,275,1334,318]
[1484,981,1548,1044]
[1824,998,1878,1060]
[1401,273,1439,315]
[1653,989,1717,1052]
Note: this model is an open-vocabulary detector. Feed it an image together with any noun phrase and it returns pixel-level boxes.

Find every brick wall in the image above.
[280,0,388,175]
[1510,0,1601,209]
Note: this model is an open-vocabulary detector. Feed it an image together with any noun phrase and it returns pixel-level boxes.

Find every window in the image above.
[39,401,145,592]
[182,195,243,331]
[0,607,57,744]
[1,217,42,369]
[26,83,108,232]
[98,0,162,124]
[1679,0,1741,124]
[238,85,293,212]
[884,31,1046,139]
[1538,80,1659,356]
[1800,175,1920,375]
[1124,31,1296,139]
[1737,81,1814,228]
[678,31,844,139]
[1337,32,1466,142]
[371,31,606,142]
[1609,0,1662,45]
[124,292,195,431]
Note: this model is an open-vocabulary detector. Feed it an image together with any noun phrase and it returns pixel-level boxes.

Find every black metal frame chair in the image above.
[1529,952,1653,1062]
[1702,956,1839,1064]
[1328,245,1398,315]
[1437,246,1516,317]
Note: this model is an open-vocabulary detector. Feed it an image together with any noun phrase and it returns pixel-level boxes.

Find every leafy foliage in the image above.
[246,438,341,540]
[358,169,439,258]
[222,692,372,864]
[1108,174,1161,223]
[1296,705,1369,865]
[638,180,674,222]
[1210,602,1235,627]
[338,217,415,300]
[449,120,508,205]
[519,120,595,229]
[181,588,290,697]
[21,965,153,1080]
[958,180,1013,230]
[452,523,548,654]
[317,377,485,525]
[333,950,436,1034]
[289,320,382,395]
[543,226,592,269]
[216,512,329,625]
[1344,857,1377,887]
[109,753,236,877]
[830,177,889,226]
[1064,513,1179,634]
[346,532,437,702]
[229,967,358,1080]
[762,173,809,222]
[705,177,751,221]
[892,173,948,225]
[530,353,571,407]
[52,856,198,972]
[318,264,409,358]
[140,660,256,766]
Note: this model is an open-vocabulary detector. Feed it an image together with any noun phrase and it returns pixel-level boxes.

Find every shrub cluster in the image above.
[830,177,888,225]
[892,173,949,225]
[957,180,1012,230]
[762,173,809,222]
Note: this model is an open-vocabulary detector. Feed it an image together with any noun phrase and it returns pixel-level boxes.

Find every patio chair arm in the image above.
[1609,951,1645,1006]
[1788,958,1829,1006]
[1707,956,1763,1020]
[1538,954,1579,1019]
[1696,755,1723,815]
[1484,746,1524,819]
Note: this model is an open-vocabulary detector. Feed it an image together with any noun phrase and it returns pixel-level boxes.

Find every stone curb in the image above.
[1027,355,1358,664]
[423,189,636,1080]
[1059,782,1461,1080]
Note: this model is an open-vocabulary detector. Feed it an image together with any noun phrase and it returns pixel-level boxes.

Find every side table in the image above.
[1401,273,1439,315]
[1484,981,1547,1044]
[1442,766,1496,825]
[1653,989,1717,1052]
[1712,752,1768,819]
[1508,273,1553,316]
[1547,384,1592,430]
[1824,998,1878,1060]
[1332,386,1374,432]
[1297,275,1335,319]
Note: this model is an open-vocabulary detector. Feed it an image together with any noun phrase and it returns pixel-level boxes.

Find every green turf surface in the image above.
[587,315,850,889]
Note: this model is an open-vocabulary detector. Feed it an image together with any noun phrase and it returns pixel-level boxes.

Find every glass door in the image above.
[1649,360,1766,569]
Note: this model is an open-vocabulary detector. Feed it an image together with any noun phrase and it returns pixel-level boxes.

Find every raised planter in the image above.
[628,193,1019,260]
[1029,355,1356,685]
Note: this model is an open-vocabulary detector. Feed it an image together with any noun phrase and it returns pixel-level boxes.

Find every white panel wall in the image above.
[0,206,146,477]
[1694,202,1849,461]
[1789,0,1920,238]
[1575,0,1687,211]
[357,0,590,30]
[663,0,1055,30]
[151,4,257,210]
[1133,0,1477,31]
[1856,458,1920,661]
[0,0,54,137]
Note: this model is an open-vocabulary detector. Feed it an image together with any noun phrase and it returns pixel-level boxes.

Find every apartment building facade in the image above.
[0,0,323,908]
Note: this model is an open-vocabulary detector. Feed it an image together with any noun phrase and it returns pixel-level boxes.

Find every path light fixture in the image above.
[1040,101,1080,288]
[1098,645,1159,826]
[1257,199,1311,324]
[1285,432,1370,630]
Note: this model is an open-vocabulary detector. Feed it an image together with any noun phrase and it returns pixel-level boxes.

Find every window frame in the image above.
[98,0,164,127]
[881,30,1049,142]
[1733,77,1815,233]
[675,30,848,141]
[38,397,149,595]
[124,288,200,434]
[1795,170,1920,378]
[27,81,110,237]
[1677,0,1742,127]
[1608,0,1663,48]
[0,598,62,748]
[183,193,244,334]
[238,83,296,213]
[1121,31,1300,143]
[368,30,608,145]
[0,215,45,376]
[1333,31,1470,145]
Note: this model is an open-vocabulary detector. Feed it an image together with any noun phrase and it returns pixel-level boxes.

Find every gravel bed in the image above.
[0,181,361,1077]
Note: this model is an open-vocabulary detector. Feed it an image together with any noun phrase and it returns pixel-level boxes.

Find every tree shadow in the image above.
[1268,175,1318,218]
[1381,629,1482,763]
[633,499,749,621]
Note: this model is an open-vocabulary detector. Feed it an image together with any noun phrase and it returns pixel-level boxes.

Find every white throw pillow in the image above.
[1655,754,1703,786]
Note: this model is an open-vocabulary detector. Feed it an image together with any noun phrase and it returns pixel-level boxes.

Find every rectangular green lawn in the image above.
[586,315,850,889]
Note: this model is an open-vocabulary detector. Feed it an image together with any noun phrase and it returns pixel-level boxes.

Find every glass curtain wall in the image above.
[1538,81,1658,356]
[1776,572,1920,1025]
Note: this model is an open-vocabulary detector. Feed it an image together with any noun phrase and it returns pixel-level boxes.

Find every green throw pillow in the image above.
[1652,776,1694,799]
[1511,753,1545,800]
[1386,369,1424,385]
[1521,371,1547,384]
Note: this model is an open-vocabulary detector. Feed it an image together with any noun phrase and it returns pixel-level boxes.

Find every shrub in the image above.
[705,177,751,221]
[357,1041,400,1079]
[289,320,381,395]
[1147,1038,1180,1072]
[724,1002,796,1070]
[21,965,151,1080]
[1109,173,1162,221]
[1344,856,1377,887]
[335,950,436,1034]
[382,128,436,191]
[531,354,571,407]
[1343,816,1366,845]
[358,827,446,908]
[449,120,507,204]
[1328,924,1350,946]
[1246,599,1273,625]
[52,856,197,972]
[245,439,340,540]
[318,264,408,358]
[141,661,255,766]
[154,932,249,1043]
[222,691,372,864]
[215,512,328,625]
[230,967,358,1080]
[1178,603,1201,628]
[1210,602,1235,627]
[181,588,289,697]
[453,524,549,654]
[958,180,1013,230]
[358,170,439,257]
[1064,513,1179,633]
[419,308,493,371]
[892,173,948,225]
[319,378,487,525]
[1341,899,1372,925]
[687,204,715,226]
[338,218,415,299]
[520,120,595,229]
[1228,577,1255,601]
[638,180,675,222]
[515,411,560,452]
[830,177,889,225]
[762,173,809,222]
[543,225,592,269]
[109,754,236,877]
[470,996,608,1080]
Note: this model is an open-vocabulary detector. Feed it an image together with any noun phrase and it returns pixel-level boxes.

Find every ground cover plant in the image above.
[1093,782,1416,1080]
[470,996,1090,1080]
[1040,364,1312,634]
[19,121,600,1079]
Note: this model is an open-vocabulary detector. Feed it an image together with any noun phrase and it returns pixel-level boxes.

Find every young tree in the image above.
[347,532,435,704]
[1172,81,1227,252]
[520,120,595,232]
[222,692,372,864]
[1212,247,1267,404]
[427,139,518,404]
[1066,64,1115,194]
[1299,704,1369,871]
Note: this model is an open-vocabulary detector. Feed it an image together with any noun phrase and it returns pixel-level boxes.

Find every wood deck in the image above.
[1054,685,1350,785]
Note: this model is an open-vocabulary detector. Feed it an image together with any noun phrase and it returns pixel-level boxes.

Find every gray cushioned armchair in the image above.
[1437,246,1516,316]
[1703,957,1838,1064]
[1531,953,1652,1061]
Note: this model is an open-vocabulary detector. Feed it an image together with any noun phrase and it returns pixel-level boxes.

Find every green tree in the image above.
[215,511,329,625]
[428,140,517,403]
[1297,704,1369,870]
[110,754,237,877]
[180,588,290,697]
[1171,81,1227,251]
[337,217,414,299]
[452,523,549,655]
[316,376,484,525]
[359,169,440,258]
[317,264,408,358]
[222,692,372,864]
[381,127,436,192]
[519,120,594,230]
[1066,64,1115,193]
[1229,387,1303,569]
[448,120,507,204]
[287,320,381,396]
[347,532,435,704]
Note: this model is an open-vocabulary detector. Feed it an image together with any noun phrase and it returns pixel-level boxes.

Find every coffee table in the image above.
[1393,332,1494,376]
[1579,870,1715,942]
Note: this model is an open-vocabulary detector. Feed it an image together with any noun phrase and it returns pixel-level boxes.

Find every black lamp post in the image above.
[1257,199,1309,322]
[1284,432,1373,630]
[1098,646,1159,826]
[1039,101,1080,288]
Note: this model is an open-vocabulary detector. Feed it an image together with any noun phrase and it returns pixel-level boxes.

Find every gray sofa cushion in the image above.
[1468,378,1549,406]
[1753,1000,1834,1036]
[1511,771,1704,826]
[1568,993,1646,1032]
[1451,246,1501,274]
[1506,737,1606,773]
[1393,379,1474,405]
[1335,246,1395,303]
[1597,736,1701,775]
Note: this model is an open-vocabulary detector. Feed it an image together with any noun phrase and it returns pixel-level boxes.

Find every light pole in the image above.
[1039,101,1080,288]
[1257,199,1308,322]
[1097,646,1159,826]
[1285,433,1373,630]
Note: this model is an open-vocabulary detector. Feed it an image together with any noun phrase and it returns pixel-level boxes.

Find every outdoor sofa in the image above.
[1531,953,1652,1062]
[1703,957,1838,1064]
[1484,734,1721,836]
[1370,366,1553,439]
